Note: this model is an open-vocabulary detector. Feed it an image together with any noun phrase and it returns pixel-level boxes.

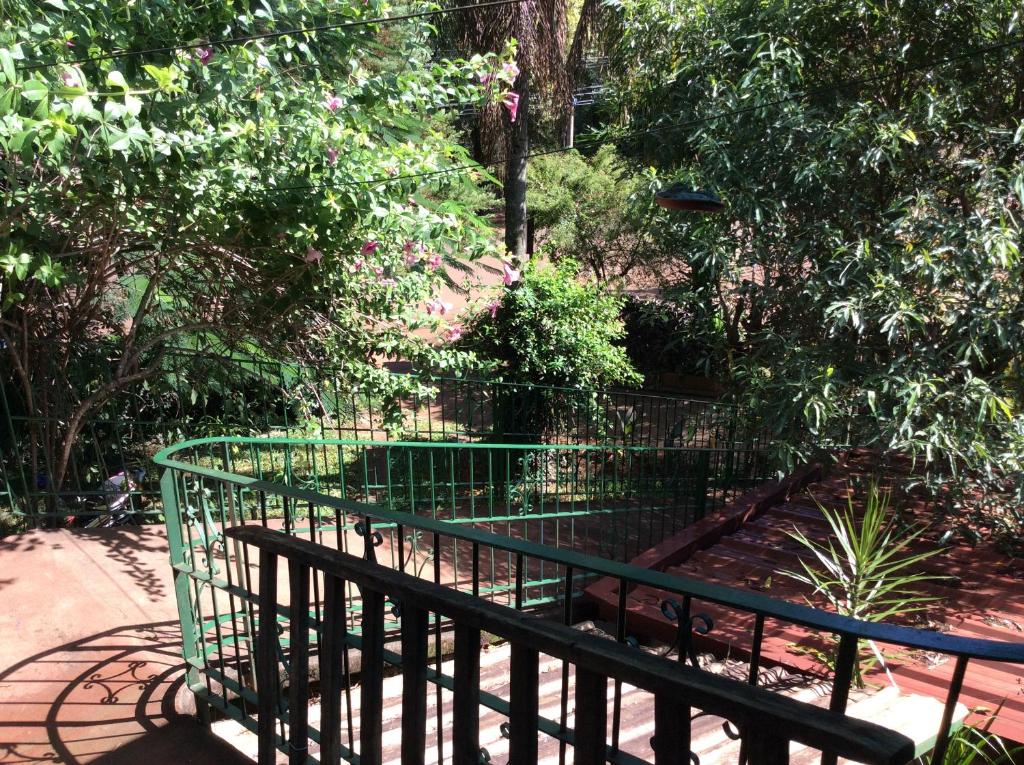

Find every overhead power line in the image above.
[252,33,1024,193]
[16,0,527,71]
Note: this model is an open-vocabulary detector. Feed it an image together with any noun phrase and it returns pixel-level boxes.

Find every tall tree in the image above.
[606,0,1024,493]
[440,0,606,258]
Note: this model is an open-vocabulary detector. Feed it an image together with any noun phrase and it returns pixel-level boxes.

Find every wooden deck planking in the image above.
[584,454,1024,742]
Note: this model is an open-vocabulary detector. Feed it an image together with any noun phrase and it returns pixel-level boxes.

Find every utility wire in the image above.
[16,0,527,71]
[252,33,1024,193]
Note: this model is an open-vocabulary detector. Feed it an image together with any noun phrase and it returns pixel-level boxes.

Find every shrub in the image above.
[464,259,641,390]
[461,259,642,438]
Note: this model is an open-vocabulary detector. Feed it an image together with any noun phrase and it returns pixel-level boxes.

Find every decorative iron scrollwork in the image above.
[499,721,511,739]
[355,519,384,563]
[185,505,223,575]
[660,598,715,668]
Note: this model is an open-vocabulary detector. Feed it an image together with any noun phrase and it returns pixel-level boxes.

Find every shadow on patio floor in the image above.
[0,620,248,765]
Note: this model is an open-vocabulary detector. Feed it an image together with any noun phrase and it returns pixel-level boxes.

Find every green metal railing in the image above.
[156,434,772,762]
[161,436,769,604]
[155,436,1023,765]
[2,348,762,523]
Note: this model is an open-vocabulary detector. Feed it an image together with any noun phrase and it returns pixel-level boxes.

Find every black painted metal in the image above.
[287,560,310,764]
[229,526,917,765]
[653,695,690,765]
[509,643,540,765]
[359,588,386,764]
[453,624,482,762]
[401,602,429,765]
[575,668,608,764]
[256,548,278,765]
[320,574,347,763]
[929,655,969,765]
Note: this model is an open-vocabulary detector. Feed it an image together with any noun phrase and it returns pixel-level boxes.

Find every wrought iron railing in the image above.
[156,436,1024,765]
[2,349,759,523]
[226,524,916,765]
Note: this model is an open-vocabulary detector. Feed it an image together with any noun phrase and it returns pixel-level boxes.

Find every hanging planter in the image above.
[655,184,726,214]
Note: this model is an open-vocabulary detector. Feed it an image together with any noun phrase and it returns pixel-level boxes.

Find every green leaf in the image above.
[0,49,16,83]
[70,94,93,118]
[106,70,129,90]
[20,79,48,101]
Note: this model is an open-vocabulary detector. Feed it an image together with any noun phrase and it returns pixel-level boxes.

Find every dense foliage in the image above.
[529,145,659,281]
[606,0,1024,495]
[0,0,514,491]
[462,258,640,390]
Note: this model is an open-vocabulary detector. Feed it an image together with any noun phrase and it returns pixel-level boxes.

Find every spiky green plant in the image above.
[935,701,1022,765]
[784,480,945,686]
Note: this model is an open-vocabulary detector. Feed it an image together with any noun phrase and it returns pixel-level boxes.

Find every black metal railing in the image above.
[227,524,916,765]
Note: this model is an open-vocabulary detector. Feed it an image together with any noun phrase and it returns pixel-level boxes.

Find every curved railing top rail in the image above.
[155,436,1024,664]
[156,435,761,454]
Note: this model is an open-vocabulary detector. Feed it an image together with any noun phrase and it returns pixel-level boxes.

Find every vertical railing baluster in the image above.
[821,632,858,765]
[559,565,574,765]
[929,655,969,765]
[320,573,346,764]
[738,613,767,765]
[257,548,279,765]
[653,693,690,765]
[508,644,539,765]
[360,588,385,765]
[401,602,429,765]
[453,624,482,762]
[287,560,310,765]
[747,725,791,765]
[574,668,608,765]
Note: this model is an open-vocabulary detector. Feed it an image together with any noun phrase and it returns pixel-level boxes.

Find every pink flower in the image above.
[488,300,501,319]
[445,325,463,342]
[196,46,214,65]
[59,71,79,88]
[427,253,442,271]
[373,265,384,276]
[66,40,74,48]
[324,94,342,111]
[361,240,379,256]
[502,61,520,80]
[379,277,397,287]
[386,167,399,177]
[426,298,453,316]
[502,91,520,123]
[351,258,365,272]
[502,262,520,286]
[304,247,323,264]
[403,240,421,266]
[480,71,495,85]
[326,147,339,165]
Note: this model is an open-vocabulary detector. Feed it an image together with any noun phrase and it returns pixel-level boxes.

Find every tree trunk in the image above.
[504,66,530,259]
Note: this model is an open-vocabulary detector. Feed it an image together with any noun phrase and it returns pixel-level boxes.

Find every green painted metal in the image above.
[156,436,1024,764]
[156,433,773,742]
